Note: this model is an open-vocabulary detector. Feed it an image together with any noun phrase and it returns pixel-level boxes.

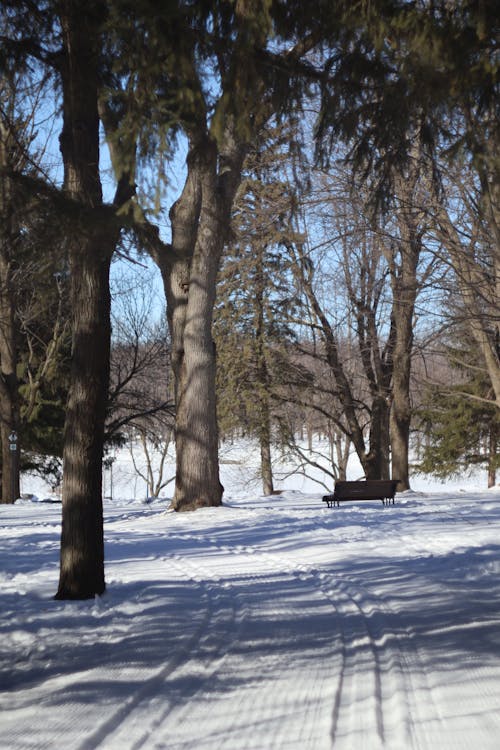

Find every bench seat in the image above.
[322,479,398,507]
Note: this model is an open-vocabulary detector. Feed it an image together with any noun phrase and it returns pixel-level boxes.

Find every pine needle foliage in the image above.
[214,123,303,441]
[314,0,499,209]
[416,339,500,483]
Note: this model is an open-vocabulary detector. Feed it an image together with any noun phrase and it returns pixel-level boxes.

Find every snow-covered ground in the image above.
[2,447,500,749]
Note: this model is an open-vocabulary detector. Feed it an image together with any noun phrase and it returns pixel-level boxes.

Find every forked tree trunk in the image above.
[153,133,245,511]
[171,241,224,510]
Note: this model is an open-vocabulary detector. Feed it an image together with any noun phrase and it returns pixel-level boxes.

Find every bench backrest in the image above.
[333,479,398,500]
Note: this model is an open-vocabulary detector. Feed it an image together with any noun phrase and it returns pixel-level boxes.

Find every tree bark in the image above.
[0,255,19,503]
[260,435,274,495]
[257,354,274,493]
[255,246,274,495]
[0,116,20,503]
[152,131,245,511]
[365,396,391,480]
[55,0,113,598]
[488,421,498,488]
[56,244,111,598]
[332,427,350,481]
[388,239,418,492]
[389,305,414,490]
[384,154,423,491]
[171,227,223,510]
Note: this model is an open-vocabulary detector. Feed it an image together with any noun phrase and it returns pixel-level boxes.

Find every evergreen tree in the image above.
[16,252,71,486]
[215,126,302,494]
[0,49,70,501]
[314,0,499,199]
[417,337,499,487]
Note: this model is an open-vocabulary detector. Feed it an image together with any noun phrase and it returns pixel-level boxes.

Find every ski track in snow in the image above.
[2,492,500,749]
[79,543,248,750]
[92,529,340,750]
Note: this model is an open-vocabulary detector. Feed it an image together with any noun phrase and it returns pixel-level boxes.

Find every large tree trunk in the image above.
[0,120,20,503]
[158,147,223,511]
[389,267,417,491]
[56,245,111,598]
[386,164,422,491]
[153,133,244,511]
[365,396,391,480]
[171,232,224,510]
[260,435,274,495]
[390,323,413,490]
[55,0,113,598]
[488,421,497,488]
[0,254,19,503]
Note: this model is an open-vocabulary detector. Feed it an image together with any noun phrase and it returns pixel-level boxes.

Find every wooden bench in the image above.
[322,479,399,507]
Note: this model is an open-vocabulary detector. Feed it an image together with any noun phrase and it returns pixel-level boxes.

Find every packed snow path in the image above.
[2,490,500,749]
